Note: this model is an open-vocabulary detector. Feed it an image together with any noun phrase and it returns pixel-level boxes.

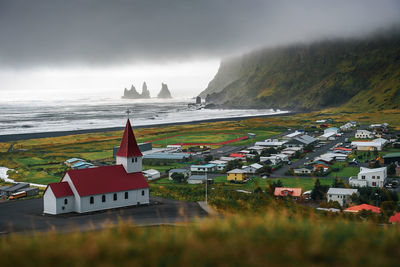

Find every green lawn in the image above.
[246,177,336,191]
[328,167,359,178]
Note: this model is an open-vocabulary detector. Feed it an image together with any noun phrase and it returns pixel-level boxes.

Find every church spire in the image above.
[116,119,143,157]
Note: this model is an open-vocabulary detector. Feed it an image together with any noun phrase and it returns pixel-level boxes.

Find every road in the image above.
[271,130,356,178]
[0,197,208,234]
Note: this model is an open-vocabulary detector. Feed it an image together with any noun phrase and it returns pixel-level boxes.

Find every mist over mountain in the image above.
[201,30,400,111]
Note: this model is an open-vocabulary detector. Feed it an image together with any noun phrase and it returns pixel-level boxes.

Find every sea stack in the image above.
[157,83,172,99]
[141,82,151,99]
[122,85,141,99]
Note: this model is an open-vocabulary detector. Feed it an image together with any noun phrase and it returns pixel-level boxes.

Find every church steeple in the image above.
[116,119,143,173]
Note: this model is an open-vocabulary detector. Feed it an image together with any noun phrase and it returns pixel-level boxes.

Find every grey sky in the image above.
[1,0,400,69]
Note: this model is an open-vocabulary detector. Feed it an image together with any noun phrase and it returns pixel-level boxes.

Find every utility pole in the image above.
[205,170,208,205]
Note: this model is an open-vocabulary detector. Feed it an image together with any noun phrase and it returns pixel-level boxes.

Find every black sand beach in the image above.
[0,112,297,142]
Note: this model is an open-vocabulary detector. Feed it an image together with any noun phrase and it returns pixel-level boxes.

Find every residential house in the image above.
[190,164,216,173]
[349,167,387,188]
[351,138,388,151]
[209,160,227,171]
[318,132,336,141]
[260,156,281,165]
[274,187,302,200]
[324,127,339,135]
[142,169,160,180]
[65,158,84,167]
[293,166,313,175]
[355,130,374,139]
[247,146,265,154]
[382,152,400,165]
[227,169,248,182]
[282,131,303,140]
[168,168,191,180]
[255,139,288,147]
[389,212,400,223]
[313,163,330,173]
[285,135,317,148]
[327,188,358,206]
[242,163,263,174]
[344,204,380,213]
[187,175,207,184]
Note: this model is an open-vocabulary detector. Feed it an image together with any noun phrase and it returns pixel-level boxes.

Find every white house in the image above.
[242,163,263,174]
[293,167,313,174]
[355,130,374,139]
[282,131,303,140]
[327,188,358,206]
[43,120,149,215]
[255,139,288,147]
[318,132,336,141]
[324,127,339,135]
[142,169,160,180]
[209,160,227,171]
[190,164,216,173]
[351,138,388,151]
[168,168,191,180]
[349,167,387,188]
[187,175,207,184]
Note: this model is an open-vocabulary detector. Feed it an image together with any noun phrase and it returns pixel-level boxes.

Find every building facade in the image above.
[43,120,150,215]
[327,188,358,206]
[349,167,387,188]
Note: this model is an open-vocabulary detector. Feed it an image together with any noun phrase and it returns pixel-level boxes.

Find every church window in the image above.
[114,193,117,201]
[102,195,106,202]
[125,192,128,199]
[90,196,94,204]
[142,190,145,196]
[64,199,68,205]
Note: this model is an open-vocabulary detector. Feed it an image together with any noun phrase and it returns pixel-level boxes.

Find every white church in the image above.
[43,119,150,215]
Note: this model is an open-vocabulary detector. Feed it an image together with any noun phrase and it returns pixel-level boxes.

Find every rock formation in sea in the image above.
[122,82,151,99]
[141,82,151,99]
[157,83,172,99]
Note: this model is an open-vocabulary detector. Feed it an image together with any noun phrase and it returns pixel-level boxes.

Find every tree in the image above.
[204,155,213,163]
[387,163,396,175]
[171,173,185,183]
[311,179,329,201]
[267,179,283,195]
[332,178,346,188]
[304,144,314,152]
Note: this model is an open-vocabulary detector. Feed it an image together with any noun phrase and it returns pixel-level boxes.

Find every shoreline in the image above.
[0,111,299,142]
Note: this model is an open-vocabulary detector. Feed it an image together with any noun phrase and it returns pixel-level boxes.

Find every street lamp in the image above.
[205,170,208,206]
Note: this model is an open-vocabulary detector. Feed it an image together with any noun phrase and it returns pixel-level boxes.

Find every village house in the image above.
[142,169,160,180]
[355,130,374,139]
[324,127,339,135]
[209,160,227,171]
[282,131,303,140]
[227,169,248,182]
[344,204,380,213]
[293,166,313,175]
[349,167,387,188]
[327,188,358,206]
[274,187,302,200]
[351,138,388,151]
[285,135,317,148]
[255,139,288,148]
[43,120,150,215]
[318,132,336,141]
[190,164,216,173]
[168,168,191,180]
[382,152,400,165]
[242,163,263,174]
[187,175,208,184]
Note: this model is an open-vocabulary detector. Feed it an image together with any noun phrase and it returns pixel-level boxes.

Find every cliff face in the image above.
[141,82,151,98]
[201,32,400,111]
[157,83,172,98]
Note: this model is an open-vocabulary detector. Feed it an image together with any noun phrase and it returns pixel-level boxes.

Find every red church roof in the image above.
[63,165,148,197]
[116,119,143,157]
[344,204,381,213]
[46,182,74,198]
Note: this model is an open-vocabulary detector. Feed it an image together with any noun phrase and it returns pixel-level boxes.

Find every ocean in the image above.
[0,94,287,135]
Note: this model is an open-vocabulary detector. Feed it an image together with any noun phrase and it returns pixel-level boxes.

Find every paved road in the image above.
[272,130,356,177]
[0,197,208,234]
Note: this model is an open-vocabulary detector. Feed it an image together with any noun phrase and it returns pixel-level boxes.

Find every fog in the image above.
[0,0,399,97]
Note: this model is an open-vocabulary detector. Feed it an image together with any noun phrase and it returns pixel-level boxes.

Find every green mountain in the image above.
[201,32,400,111]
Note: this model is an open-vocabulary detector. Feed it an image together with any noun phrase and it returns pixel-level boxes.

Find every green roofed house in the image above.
[383,153,400,164]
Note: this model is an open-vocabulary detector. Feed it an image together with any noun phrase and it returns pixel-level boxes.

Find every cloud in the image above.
[0,0,399,68]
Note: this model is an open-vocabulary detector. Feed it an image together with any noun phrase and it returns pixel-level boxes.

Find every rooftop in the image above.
[227,169,247,174]
[116,119,143,158]
[327,188,358,195]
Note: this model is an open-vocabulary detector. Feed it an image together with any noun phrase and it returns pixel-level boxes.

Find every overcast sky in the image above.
[1,0,399,98]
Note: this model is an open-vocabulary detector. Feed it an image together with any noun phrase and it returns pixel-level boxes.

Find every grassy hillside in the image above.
[1,212,399,266]
[202,31,400,111]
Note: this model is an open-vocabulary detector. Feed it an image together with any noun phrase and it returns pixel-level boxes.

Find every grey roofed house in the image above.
[169,168,190,174]
[3,183,30,196]
[187,175,209,184]
[286,135,317,146]
[0,185,12,196]
[327,188,358,196]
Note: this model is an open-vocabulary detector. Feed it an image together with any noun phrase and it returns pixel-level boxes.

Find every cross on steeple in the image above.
[126,108,131,119]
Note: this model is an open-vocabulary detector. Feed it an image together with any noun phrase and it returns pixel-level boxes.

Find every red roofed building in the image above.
[43,119,149,215]
[274,187,302,200]
[389,212,400,223]
[344,204,381,213]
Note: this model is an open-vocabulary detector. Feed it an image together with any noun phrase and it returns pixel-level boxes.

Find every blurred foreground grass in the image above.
[1,211,399,266]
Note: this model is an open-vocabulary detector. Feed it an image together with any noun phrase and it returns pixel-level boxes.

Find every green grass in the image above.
[327,167,359,178]
[246,177,336,191]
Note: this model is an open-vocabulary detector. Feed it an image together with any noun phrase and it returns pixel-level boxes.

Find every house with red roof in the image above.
[344,204,380,213]
[43,120,149,215]
[274,187,302,200]
[389,212,400,223]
